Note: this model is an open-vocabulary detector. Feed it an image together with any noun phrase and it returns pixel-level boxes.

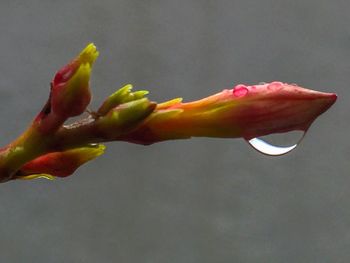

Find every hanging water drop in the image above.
[245,130,306,156]
[247,137,297,156]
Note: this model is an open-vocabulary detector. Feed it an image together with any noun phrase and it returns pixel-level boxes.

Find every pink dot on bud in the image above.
[233,85,249,98]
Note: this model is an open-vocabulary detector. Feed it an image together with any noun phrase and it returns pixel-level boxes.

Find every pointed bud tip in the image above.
[79,43,99,65]
[78,144,106,163]
[326,92,337,102]
[322,92,337,104]
[314,92,337,116]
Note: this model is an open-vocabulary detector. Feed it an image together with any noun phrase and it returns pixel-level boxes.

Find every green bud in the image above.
[97,98,156,138]
[97,85,150,116]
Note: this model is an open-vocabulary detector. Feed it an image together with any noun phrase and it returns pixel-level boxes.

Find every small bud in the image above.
[97,84,150,116]
[97,98,156,138]
[50,43,99,118]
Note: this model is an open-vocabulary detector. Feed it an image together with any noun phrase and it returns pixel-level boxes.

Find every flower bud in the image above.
[122,82,337,144]
[97,84,149,116]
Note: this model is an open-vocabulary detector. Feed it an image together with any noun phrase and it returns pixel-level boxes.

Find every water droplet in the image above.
[233,85,248,97]
[245,130,306,156]
[267,81,284,91]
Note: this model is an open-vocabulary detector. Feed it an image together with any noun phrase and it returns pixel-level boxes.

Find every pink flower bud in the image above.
[121,82,336,144]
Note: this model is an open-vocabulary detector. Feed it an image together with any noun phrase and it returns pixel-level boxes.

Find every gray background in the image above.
[0,0,348,262]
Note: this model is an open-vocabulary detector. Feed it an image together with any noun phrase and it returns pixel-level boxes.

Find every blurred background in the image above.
[0,0,348,262]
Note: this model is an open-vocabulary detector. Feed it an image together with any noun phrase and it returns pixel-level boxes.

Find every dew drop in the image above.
[267,81,283,91]
[245,130,306,156]
[233,85,248,97]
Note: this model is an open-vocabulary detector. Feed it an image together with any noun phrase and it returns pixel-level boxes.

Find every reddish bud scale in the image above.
[52,59,80,87]
[50,57,86,118]
[21,151,78,177]
[18,145,105,178]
